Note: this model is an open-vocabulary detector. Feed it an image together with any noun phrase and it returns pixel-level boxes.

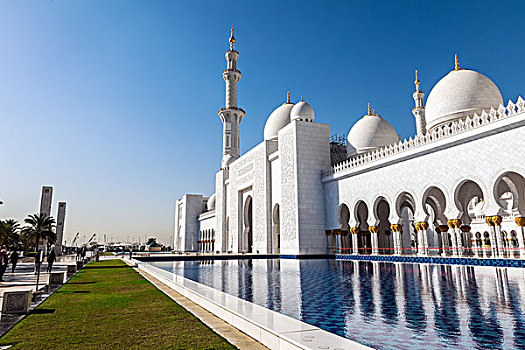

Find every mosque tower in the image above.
[412,69,426,135]
[218,27,245,168]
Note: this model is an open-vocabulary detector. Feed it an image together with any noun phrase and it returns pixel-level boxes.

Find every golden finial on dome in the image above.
[454,54,459,71]
[287,91,291,104]
[368,103,372,116]
[372,108,376,116]
[300,96,304,102]
[229,26,236,50]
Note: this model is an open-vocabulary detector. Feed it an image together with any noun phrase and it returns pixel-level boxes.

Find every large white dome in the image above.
[207,193,216,211]
[290,99,314,122]
[347,112,399,156]
[425,69,503,131]
[264,102,295,140]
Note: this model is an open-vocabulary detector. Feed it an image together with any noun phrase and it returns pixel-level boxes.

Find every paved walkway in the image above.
[0,254,84,336]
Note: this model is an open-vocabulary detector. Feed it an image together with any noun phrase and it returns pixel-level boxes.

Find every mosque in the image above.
[174,29,525,259]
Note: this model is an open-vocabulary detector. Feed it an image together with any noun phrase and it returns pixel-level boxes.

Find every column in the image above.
[415,222,429,256]
[473,233,483,258]
[340,230,349,254]
[492,216,504,258]
[390,224,402,255]
[421,222,429,255]
[460,225,472,257]
[515,217,525,259]
[447,220,460,257]
[334,229,341,254]
[436,225,449,256]
[350,227,359,255]
[485,216,498,258]
[369,226,379,255]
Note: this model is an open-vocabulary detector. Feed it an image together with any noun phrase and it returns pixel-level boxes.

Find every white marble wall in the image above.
[279,121,331,254]
[324,110,525,236]
[174,194,206,252]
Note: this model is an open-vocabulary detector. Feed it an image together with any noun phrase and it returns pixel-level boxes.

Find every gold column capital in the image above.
[349,227,360,234]
[448,219,461,228]
[515,217,525,227]
[390,224,402,232]
[369,226,379,234]
[437,225,449,233]
[460,225,471,232]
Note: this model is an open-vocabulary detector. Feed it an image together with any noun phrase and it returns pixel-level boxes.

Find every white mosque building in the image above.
[174,29,525,259]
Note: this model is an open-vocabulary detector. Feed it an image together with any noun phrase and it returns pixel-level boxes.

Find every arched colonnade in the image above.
[328,171,525,259]
[198,229,215,252]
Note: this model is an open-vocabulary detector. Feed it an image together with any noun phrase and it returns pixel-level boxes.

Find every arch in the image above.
[373,197,393,255]
[454,180,485,224]
[354,200,371,254]
[395,192,416,218]
[492,171,525,216]
[243,196,253,253]
[422,186,447,224]
[338,203,351,253]
[396,192,417,253]
[338,203,351,230]
[272,204,280,254]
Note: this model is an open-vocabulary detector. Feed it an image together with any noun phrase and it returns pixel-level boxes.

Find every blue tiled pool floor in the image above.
[148,259,525,350]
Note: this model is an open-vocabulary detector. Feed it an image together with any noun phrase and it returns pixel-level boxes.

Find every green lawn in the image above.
[0,260,236,350]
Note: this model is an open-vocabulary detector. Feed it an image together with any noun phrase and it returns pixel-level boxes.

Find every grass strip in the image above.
[0,259,236,350]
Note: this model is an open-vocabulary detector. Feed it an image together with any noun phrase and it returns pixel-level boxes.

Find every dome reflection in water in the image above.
[149,259,525,350]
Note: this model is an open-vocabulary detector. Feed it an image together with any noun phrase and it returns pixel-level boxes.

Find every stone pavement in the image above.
[0,254,82,336]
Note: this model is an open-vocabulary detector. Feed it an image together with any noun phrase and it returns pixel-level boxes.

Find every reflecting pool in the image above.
[147,259,525,350]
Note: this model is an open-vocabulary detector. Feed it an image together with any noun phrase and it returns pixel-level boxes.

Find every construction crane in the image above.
[88,233,97,244]
[71,232,80,246]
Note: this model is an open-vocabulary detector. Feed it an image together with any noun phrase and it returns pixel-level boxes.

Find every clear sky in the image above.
[1,0,524,246]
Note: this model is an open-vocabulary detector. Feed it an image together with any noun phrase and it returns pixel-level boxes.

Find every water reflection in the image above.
[157,259,525,350]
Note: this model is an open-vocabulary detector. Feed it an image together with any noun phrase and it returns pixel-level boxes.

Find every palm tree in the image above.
[21,213,56,251]
[0,219,21,249]
[22,213,56,291]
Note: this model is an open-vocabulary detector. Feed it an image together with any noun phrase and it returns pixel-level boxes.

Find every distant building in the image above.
[54,202,66,254]
[40,186,53,217]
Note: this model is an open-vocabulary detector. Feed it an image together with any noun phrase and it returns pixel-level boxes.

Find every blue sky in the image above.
[1,1,524,245]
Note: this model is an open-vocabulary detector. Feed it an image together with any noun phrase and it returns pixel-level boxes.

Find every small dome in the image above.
[264,103,295,140]
[347,111,399,156]
[425,69,503,131]
[207,193,216,211]
[290,99,314,122]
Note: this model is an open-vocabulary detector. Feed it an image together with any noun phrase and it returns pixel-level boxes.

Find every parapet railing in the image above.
[324,96,525,177]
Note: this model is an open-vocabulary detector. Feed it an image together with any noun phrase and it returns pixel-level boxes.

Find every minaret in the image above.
[412,69,426,135]
[218,27,245,168]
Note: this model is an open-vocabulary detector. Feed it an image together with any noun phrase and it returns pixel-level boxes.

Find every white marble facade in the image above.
[174,32,525,258]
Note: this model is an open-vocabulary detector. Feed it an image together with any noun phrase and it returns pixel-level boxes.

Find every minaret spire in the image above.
[229,26,236,51]
[218,28,245,168]
[412,69,426,135]
[286,91,291,104]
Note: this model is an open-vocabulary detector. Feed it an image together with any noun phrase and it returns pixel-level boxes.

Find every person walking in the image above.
[34,249,42,275]
[0,246,8,282]
[47,250,56,273]
[10,250,19,273]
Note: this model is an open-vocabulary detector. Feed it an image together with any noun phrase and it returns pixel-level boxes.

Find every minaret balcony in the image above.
[218,107,246,114]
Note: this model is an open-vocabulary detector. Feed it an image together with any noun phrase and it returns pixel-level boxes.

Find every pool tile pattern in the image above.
[336,254,525,268]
